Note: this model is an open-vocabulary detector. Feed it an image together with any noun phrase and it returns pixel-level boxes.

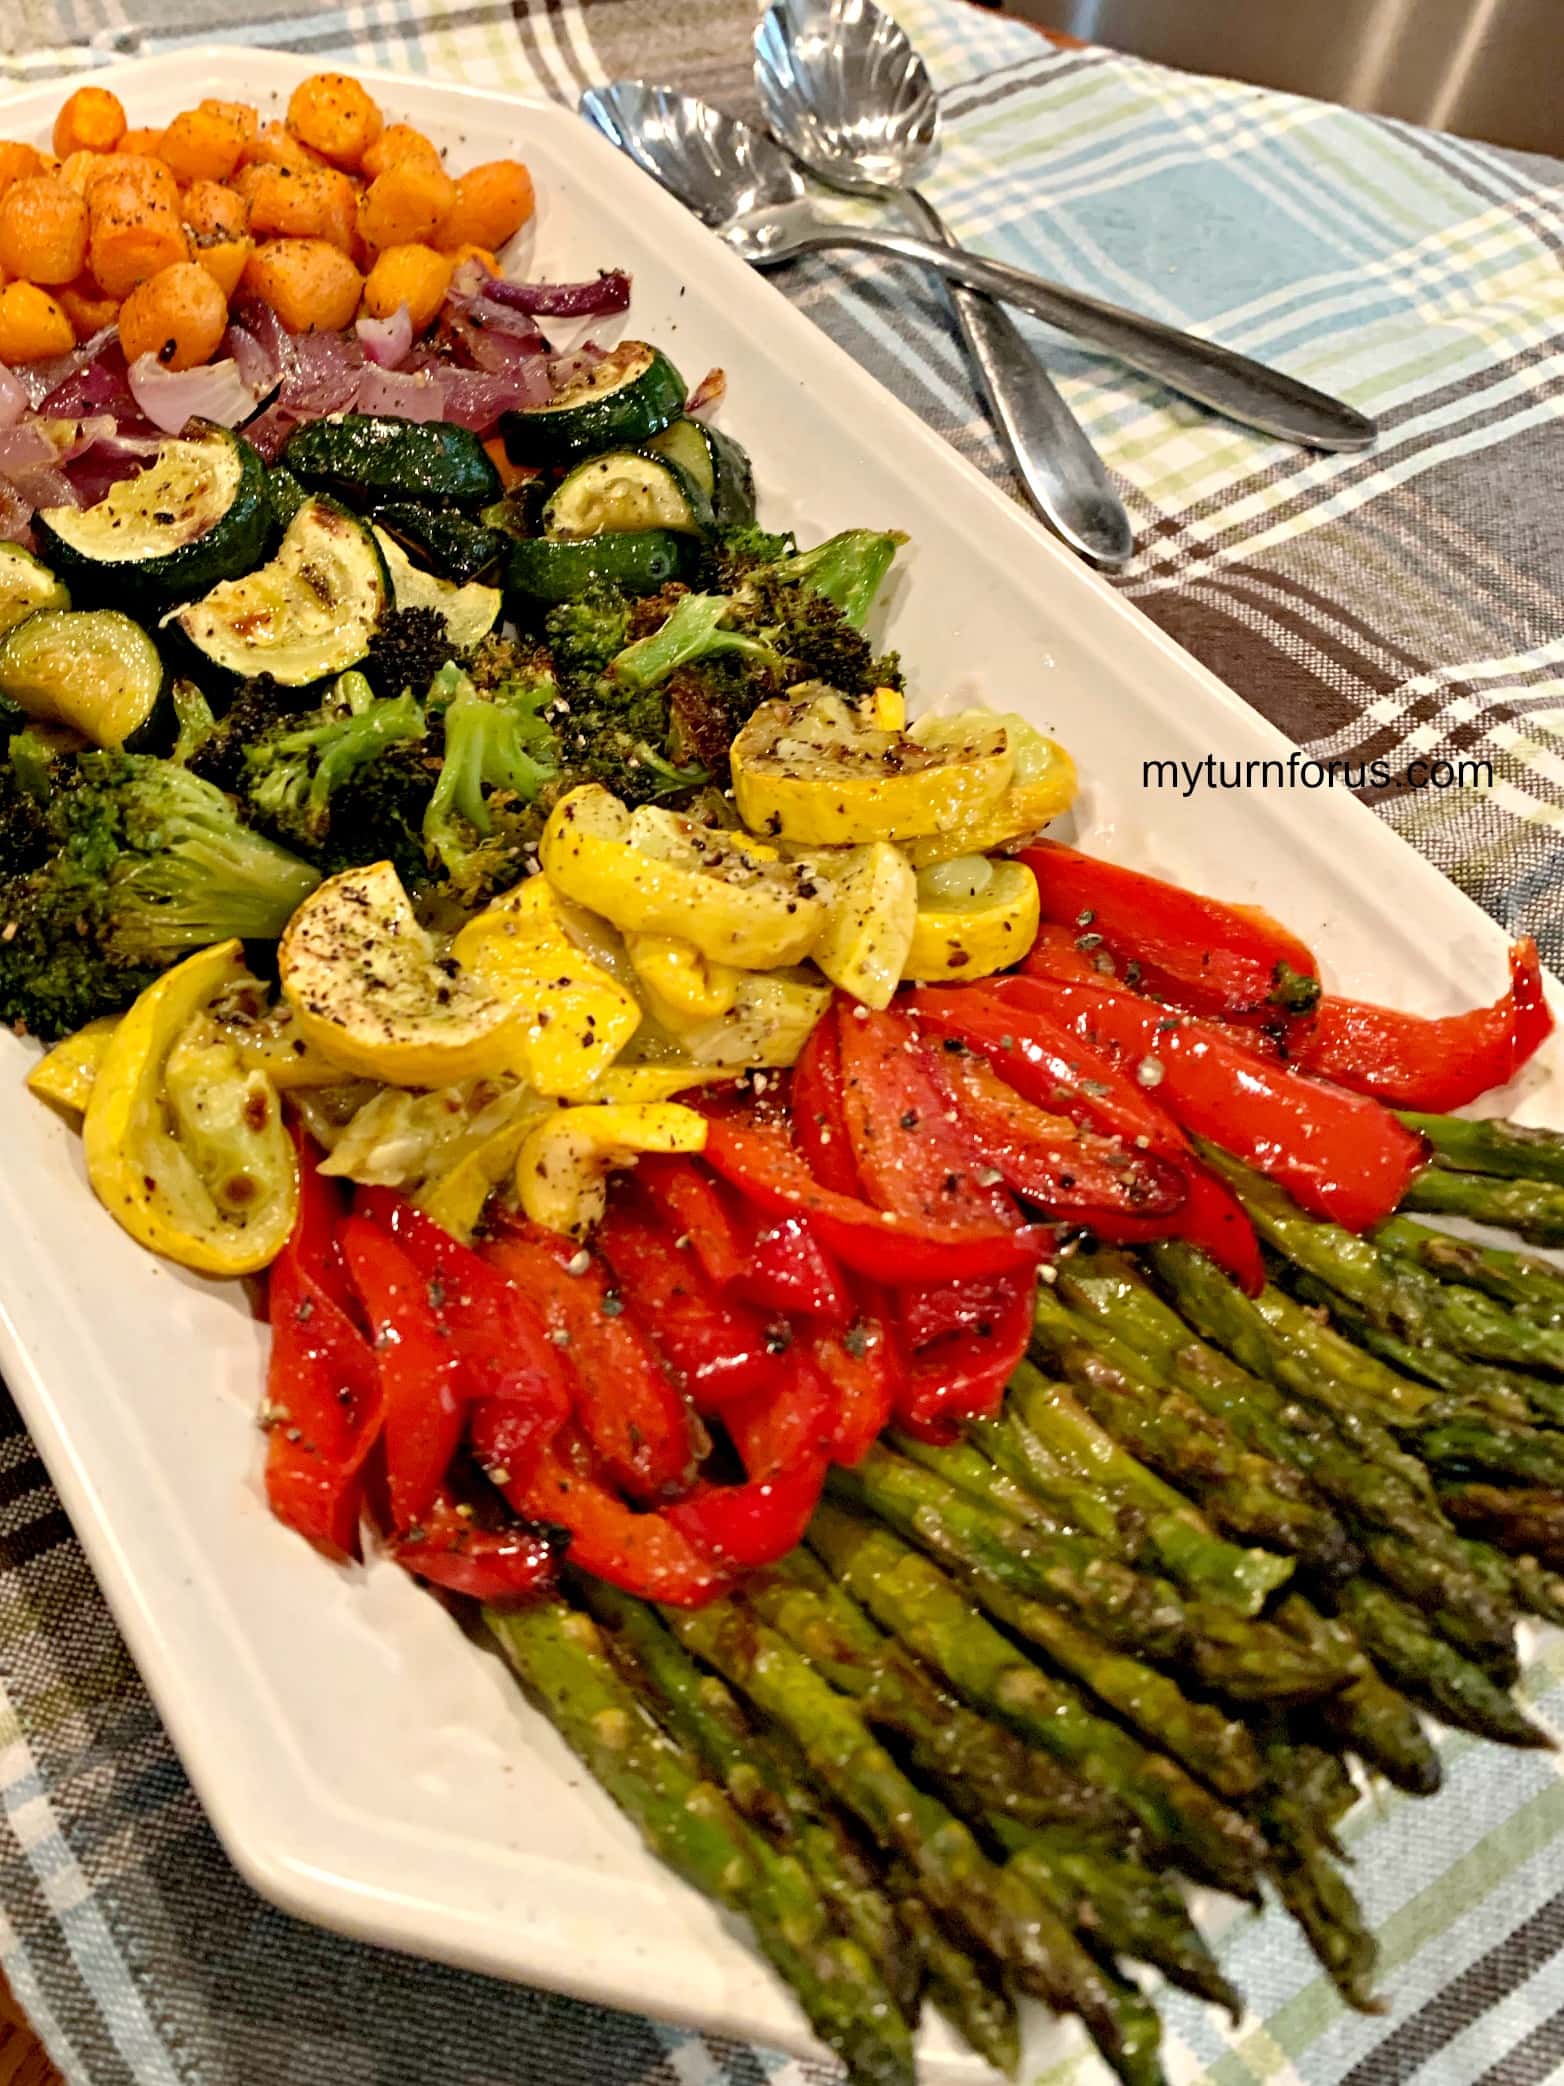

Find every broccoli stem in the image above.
[610,593,785,695]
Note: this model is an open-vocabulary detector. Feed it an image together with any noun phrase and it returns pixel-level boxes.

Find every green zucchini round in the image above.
[34,425,269,613]
[501,343,686,467]
[505,531,695,608]
[172,496,389,688]
[283,415,502,509]
[645,419,756,529]
[0,543,70,642]
[373,500,509,584]
[542,449,712,539]
[0,608,167,750]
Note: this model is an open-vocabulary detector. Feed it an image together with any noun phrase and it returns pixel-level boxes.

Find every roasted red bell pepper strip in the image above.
[1289,939,1553,1111]
[664,1456,828,1569]
[1021,840,1322,1023]
[899,1272,1016,1350]
[390,1495,561,1602]
[665,1353,835,1568]
[263,1249,382,1561]
[894,1275,1033,1444]
[837,1004,1021,1233]
[481,1222,698,1503]
[792,1001,863,1194]
[723,1349,837,1473]
[635,1155,750,1288]
[1021,921,1117,989]
[1007,974,1425,1233]
[907,982,1263,1289]
[483,1420,731,1607]
[807,1311,898,1466]
[596,1189,782,1409]
[702,1110,1049,1284]
[933,1038,1185,1221]
[285,1117,357,1321]
[734,1203,854,1323]
[340,1215,467,1534]
[355,1188,572,1475]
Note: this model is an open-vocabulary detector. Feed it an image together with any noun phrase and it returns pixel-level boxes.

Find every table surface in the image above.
[3,5,1564,2085]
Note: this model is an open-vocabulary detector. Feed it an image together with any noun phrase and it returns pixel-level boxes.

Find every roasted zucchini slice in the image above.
[373,527,501,653]
[542,449,712,539]
[283,414,502,509]
[506,530,695,609]
[172,497,388,688]
[0,543,70,641]
[34,425,269,612]
[644,418,756,529]
[0,607,166,750]
[501,342,686,466]
[373,500,508,584]
[731,689,1014,847]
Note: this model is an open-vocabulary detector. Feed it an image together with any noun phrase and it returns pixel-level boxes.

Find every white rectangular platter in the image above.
[0,47,1558,2084]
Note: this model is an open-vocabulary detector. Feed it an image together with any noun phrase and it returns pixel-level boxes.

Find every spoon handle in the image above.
[796,223,1377,451]
[899,188,1133,567]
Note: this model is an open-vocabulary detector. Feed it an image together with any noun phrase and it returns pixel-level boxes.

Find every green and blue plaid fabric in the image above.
[2,2,1564,2081]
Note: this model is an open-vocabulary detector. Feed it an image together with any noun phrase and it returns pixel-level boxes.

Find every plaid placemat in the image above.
[3,3,1564,2082]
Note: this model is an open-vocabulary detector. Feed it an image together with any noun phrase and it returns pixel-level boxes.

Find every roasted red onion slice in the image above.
[356,303,414,369]
[128,353,267,434]
[355,365,447,420]
[0,365,26,432]
[481,270,631,317]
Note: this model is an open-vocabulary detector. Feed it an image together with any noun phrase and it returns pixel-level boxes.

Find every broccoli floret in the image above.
[610,592,787,695]
[0,751,321,1038]
[711,522,797,587]
[543,585,632,682]
[768,529,905,628]
[242,670,426,853]
[187,676,305,796]
[464,632,560,711]
[421,667,559,903]
[363,605,455,703]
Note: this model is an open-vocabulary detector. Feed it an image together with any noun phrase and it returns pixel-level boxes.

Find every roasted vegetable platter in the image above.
[0,49,1562,2086]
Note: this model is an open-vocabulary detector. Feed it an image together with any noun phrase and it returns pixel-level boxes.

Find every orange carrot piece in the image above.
[436,159,534,253]
[53,85,127,159]
[287,73,384,171]
[243,236,363,332]
[0,280,74,361]
[0,175,90,287]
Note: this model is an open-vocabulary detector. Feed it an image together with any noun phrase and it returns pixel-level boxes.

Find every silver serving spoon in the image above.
[580,82,1377,453]
[755,0,1134,566]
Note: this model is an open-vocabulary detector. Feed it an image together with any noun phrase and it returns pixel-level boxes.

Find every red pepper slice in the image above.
[1289,939,1553,1112]
[389,1495,561,1603]
[894,1275,1033,1444]
[792,1001,862,1194]
[355,1189,571,1478]
[636,1155,750,1288]
[1021,840,1321,1023]
[837,1004,1021,1233]
[665,1353,835,1568]
[485,1420,731,1607]
[1006,974,1425,1234]
[933,1038,1185,1221]
[734,1203,855,1323]
[899,1272,1016,1349]
[481,1221,698,1503]
[664,1455,827,1569]
[808,1311,898,1466]
[702,1110,1049,1284]
[263,1250,382,1561]
[596,1188,783,1410]
[340,1216,468,1534]
[907,983,1263,1289]
[285,1117,357,1322]
[1021,921,1117,990]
